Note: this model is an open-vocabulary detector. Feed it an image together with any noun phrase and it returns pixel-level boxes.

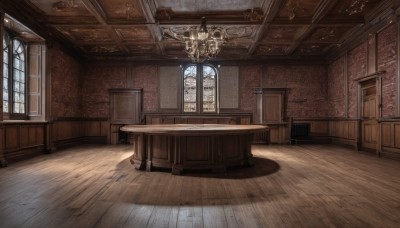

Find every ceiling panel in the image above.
[255,44,291,55]
[294,44,331,55]
[126,44,157,52]
[2,0,396,61]
[98,0,145,21]
[304,26,353,43]
[27,0,93,17]
[152,0,266,12]
[329,0,381,17]
[262,25,308,43]
[81,45,123,53]
[55,26,113,43]
[277,0,321,19]
[114,26,154,42]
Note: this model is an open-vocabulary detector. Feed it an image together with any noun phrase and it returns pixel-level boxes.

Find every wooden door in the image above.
[262,93,283,123]
[360,81,378,150]
[261,90,286,144]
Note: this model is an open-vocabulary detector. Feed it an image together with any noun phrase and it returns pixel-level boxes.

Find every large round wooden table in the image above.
[121,124,268,175]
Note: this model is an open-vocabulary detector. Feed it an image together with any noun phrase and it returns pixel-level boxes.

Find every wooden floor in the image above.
[0,144,400,228]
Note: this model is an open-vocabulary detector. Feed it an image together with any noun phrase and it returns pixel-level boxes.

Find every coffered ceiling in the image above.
[1,0,398,61]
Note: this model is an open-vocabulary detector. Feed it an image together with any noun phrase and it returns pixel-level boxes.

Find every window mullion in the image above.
[198,64,203,113]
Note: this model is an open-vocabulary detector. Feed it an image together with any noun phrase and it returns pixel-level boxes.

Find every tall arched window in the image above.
[2,33,27,118]
[2,33,9,112]
[12,39,26,114]
[183,64,218,113]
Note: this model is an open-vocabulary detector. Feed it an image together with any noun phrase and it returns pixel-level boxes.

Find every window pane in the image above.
[183,65,197,112]
[14,82,19,92]
[3,78,8,90]
[202,66,216,112]
[3,52,7,64]
[3,65,8,78]
[13,69,19,81]
[15,59,20,68]
[3,90,8,100]
[14,92,19,102]
[3,101,8,112]
[20,72,25,83]
[14,103,19,113]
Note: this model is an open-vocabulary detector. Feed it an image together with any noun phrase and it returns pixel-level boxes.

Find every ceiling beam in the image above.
[248,0,286,56]
[312,0,340,23]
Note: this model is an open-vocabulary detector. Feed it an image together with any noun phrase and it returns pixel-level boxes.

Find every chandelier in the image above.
[182,17,225,62]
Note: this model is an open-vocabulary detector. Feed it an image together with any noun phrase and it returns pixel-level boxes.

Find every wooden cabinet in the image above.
[109,89,142,144]
[109,89,142,124]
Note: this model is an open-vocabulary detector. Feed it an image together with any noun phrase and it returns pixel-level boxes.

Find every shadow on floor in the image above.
[118,156,280,179]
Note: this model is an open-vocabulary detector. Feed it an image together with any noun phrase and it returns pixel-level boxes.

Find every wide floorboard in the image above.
[0,144,399,228]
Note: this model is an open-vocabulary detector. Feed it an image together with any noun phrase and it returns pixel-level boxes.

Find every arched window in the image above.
[2,33,9,112]
[12,39,26,114]
[2,33,27,118]
[183,64,218,113]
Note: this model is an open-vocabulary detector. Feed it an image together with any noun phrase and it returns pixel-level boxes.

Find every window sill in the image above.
[1,120,48,124]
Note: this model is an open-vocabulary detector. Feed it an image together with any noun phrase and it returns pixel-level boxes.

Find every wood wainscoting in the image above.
[145,113,252,125]
[50,118,108,150]
[329,119,359,149]
[380,119,400,159]
[0,121,46,165]
[291,118,330,144]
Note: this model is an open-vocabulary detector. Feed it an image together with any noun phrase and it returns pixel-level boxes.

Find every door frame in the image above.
[356,75,382,154]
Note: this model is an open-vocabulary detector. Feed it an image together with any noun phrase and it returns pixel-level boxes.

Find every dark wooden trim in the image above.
[353,70,386,82]
[52,136,107,151]
[53,117,108,122]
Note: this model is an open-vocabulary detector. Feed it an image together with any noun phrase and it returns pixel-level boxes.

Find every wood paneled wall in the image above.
[50,118,108,150]
[0,119,109,165]
[380,120,400,158]
[0,122,46,165]
[145,114,252,125]
[269,118,358,146]
[329,119,359,149]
